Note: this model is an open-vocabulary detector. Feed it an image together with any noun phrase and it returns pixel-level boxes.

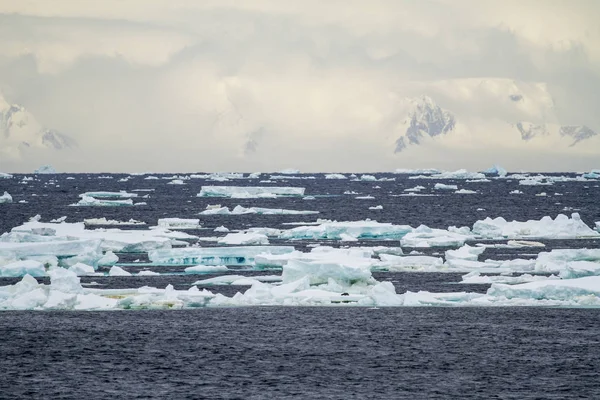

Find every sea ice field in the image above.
[1,168,600,398]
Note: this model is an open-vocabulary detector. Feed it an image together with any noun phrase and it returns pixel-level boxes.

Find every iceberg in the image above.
[156,218,201,230]
[278,169,300,174]
[486,276,600,302]
[325,174,347,179]
[184,265,229,274]
[279,220,412,240]
[79,191,138,199]
[0,260,46,277]
[148,246,295,266]
[454,189,476,194]
[198,186,305,198]
[369,205,383,210]
[483,165,507,177]
[472,213,599,239]
[109,266,132,276]
[0,191,12,203]
[378,255,444,271]
[72,195,134,207]
[445,244,486,261]
[400,225,472,247]
[34,165,57,174]
[410,169,486,180]
[434,183,458,190]
[394,168,440,174]
[0,172,13,179]
[7,220,188,253]
[84,218,146,226]
[218,232,269,245]
[200,205,318,216]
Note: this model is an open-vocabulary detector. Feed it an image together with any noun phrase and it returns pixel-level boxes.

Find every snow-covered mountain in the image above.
[0,94,76,159]
[394,96,456,153]
[393,90,597,153]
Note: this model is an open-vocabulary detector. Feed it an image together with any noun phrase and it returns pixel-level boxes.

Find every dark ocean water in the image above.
[1,172,600,399]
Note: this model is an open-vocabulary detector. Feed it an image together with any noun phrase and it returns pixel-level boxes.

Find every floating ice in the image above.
[68,263,97,276]
[486,276,600,302]
[84,218,146,226]
[278,169,300,174]
[325,174,347,179]
[434,183,458,190]
[73,195,134,207]
[34,165,57,174]
[148,246,295,266]
[0,172,12,179]
[455,189,476,194]
[400,225,472,247]
[394,168,440,175]
[472,213,599,239]
[279,220,412,240]
[168,179,185,185]
[0,260,46,277]
[411,169,486,180]
[355,195,375,199]
[137,270,160,276]
[595,222,600,232]
[156,218,201,230]
[7,220,190,253]
[214,226,229,233]
[460,272,557,285]
[519,177,553,186]
[198,186,305,198]
[404,185,425,192]
[109,266,132,276]
[0,191,12,204]
[218,232,269,245]
[483,165,508,177]
[80,191,137,199]
[369,205,383,210]
[510,190,523,194]
[200,205,318,215]
[445,244,486,261]
[378,255,444,271]
[184,265,229,274]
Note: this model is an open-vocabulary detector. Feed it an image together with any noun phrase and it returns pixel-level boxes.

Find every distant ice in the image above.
[325,174,347,179]
[218,232,269,245]
[200,205,318,215]
[80,191,137,199]
[156,218,201,230]
[0,191,12,203]
[72,195,134,207]
[455,189,476,194]
[0,172,13,179]
[84,218,146,226]
[198,186,305,198]
[472,213,599,239]
[434,183,458,190]
[482,165,507,177]
[410,169,486,180]
[34,165,57,174]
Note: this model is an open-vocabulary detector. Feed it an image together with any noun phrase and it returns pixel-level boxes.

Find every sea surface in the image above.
[1,172,600,399]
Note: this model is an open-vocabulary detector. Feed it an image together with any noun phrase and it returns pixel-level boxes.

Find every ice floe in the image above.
[156,218,201,230]
[472,213,599,239]
[199,205,318,215]
[148,246,295,266]
[34,165,57,174]
[84,218,146,226]
[0,191,12,203]
[198,186,305,198]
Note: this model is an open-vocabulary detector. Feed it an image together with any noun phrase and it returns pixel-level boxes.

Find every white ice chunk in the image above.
[200,205,318,215]
[325,174,347,179]
[280,220,412,240]
[445,244,486,261]
[472,213,599,239]
[454,189,476,194]
[400,225,472,248]
[378,254,444,271]
[184,265,229,274]
[34,165,57,174]
[148,246,295,266]
[198,186,305,198]
[0,260,46,277]
[434,183,458,190]
[68,263,97,276]
[214,226,229,233]
[482,165,507,177]
[73,196,134,207]
[157,218,201,230]
[80,191,138,199]
[411,169,486,180]
[84,218,146,226]
[0,191,12,203]
[218,232,269,245]
[109,266,132,276]
[369,205,383,210]
[487,276,600,301]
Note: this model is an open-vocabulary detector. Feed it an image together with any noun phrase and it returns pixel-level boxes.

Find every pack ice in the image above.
[200,205,318,215]
[198,186,305,198]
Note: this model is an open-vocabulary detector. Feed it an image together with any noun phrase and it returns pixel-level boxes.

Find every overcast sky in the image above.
[0,0,599,172]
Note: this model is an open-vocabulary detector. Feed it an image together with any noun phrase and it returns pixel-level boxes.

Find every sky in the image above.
[0,0,599,173]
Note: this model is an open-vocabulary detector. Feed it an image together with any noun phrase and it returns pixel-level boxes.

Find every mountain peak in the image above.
[395,96,456,153]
